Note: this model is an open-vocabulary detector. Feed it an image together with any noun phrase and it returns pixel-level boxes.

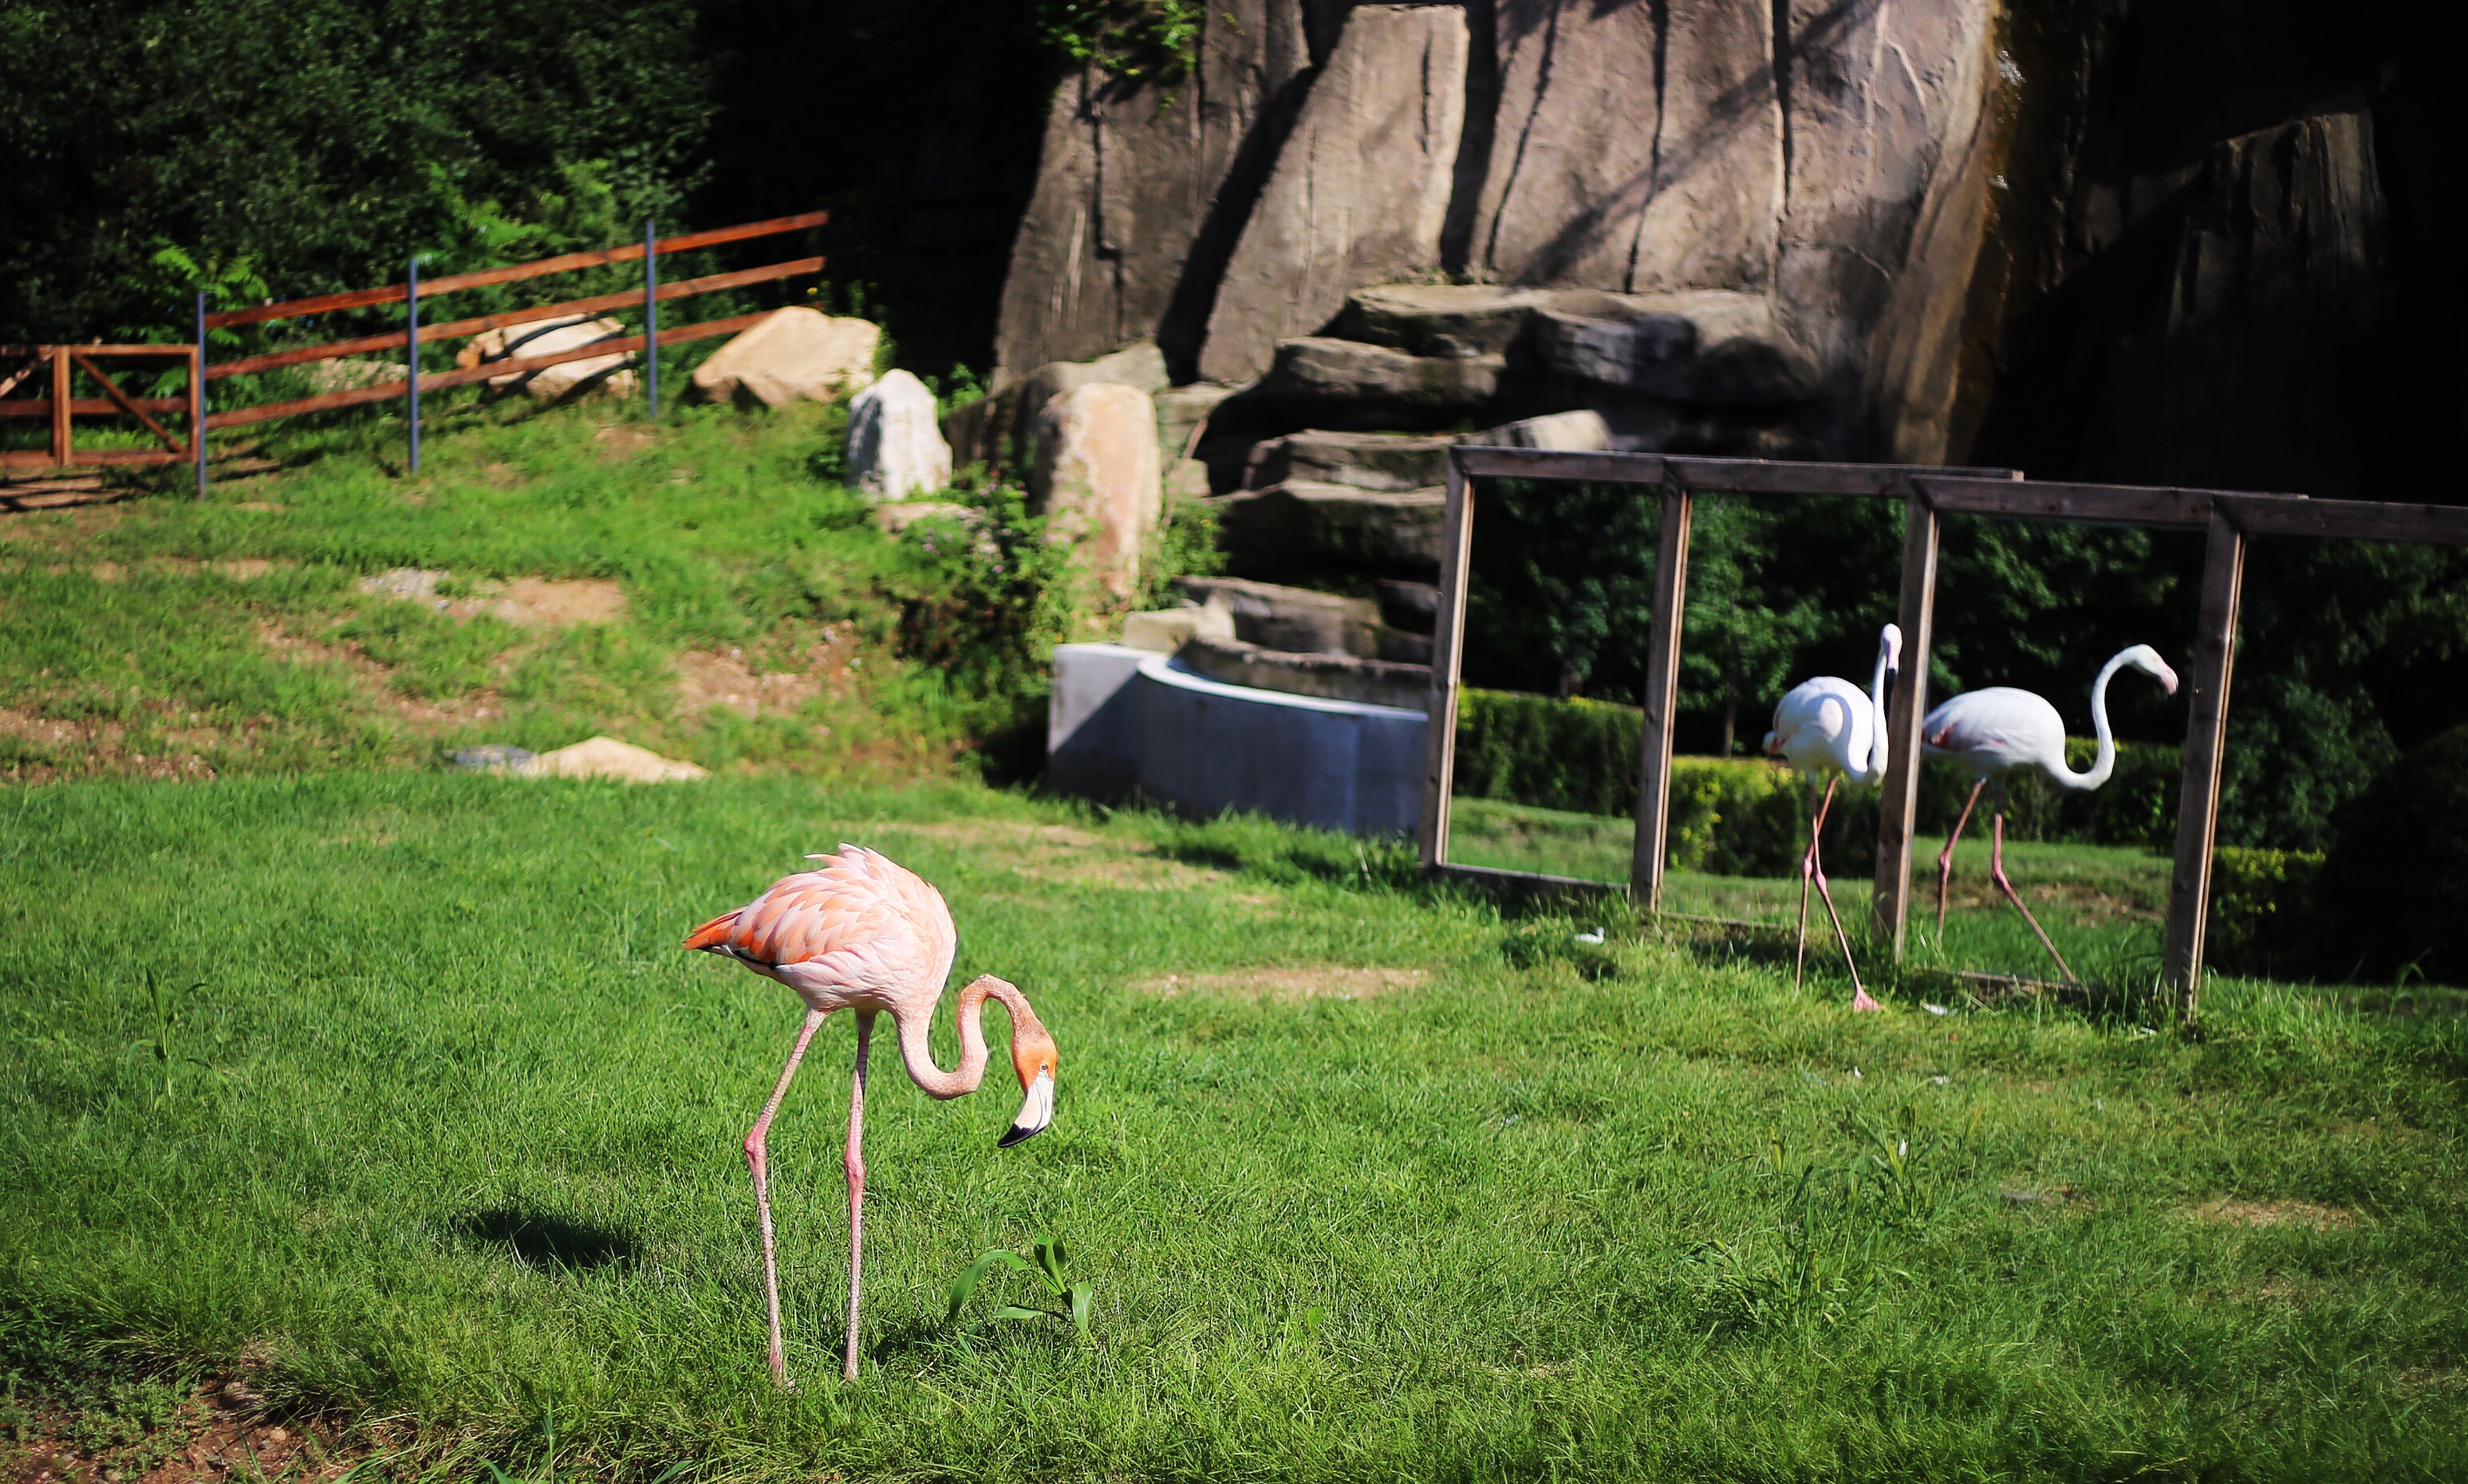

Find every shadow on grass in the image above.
[451,1208,638,1272]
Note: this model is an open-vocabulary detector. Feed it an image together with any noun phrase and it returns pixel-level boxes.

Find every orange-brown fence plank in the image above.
[206,257,823,379]
[0,448,185,468]
[0,397,191,416]
[203,211,829,329]
[203,311,770,430]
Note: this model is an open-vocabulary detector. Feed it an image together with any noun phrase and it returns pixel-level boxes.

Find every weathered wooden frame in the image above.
[1418,447,2468,1018]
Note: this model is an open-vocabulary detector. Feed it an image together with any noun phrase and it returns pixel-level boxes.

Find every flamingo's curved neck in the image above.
[1864,639,1896,779]
[2048,652,2128,791]
[892,975,1036,1100]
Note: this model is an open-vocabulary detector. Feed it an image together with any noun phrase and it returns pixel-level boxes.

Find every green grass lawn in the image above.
[5,773,2463,1482]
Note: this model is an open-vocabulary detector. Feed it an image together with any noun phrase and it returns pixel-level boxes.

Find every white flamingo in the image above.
[1921,644,2179,981]
[1764,624,1902,1010]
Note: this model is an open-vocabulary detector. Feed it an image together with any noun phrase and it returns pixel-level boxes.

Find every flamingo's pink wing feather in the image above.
[685,846,956,1002]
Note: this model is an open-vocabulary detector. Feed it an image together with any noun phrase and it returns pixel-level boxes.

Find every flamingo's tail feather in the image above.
[682,910,742,952]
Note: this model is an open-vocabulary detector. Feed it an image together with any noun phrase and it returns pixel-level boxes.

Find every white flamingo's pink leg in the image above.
[1937,778,1986,935]
[1795,777,1829,990]
[747,1006,827,1390]
[1987,786,2078,983]
[842,1010,875,1382]
[1802,778,1879,1010]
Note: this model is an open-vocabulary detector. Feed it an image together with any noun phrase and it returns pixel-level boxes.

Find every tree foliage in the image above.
[0,1,713,343]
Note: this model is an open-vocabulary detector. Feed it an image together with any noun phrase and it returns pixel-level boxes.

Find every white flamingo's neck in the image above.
[892,976,1029,1099]
[2048,652,2127,790]
[1864,640,1895,779]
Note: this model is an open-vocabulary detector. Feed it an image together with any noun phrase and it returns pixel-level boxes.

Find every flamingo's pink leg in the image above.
[747,1006,827,1390]
[1988,790,2078,983]
[842,1010,875,1383]
[1795,777,1834,990]
[1937,778,1987,935]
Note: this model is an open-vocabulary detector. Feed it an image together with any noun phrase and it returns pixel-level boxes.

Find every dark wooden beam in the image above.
[1872,488,1939,952]
[1630,481,1693,907]
[2214,492,2468,545]
[2162,510,2248,1014]
[1420,454,1479,870]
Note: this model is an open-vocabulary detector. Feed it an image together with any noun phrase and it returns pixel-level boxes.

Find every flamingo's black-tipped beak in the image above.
[997,1068,1055,1148]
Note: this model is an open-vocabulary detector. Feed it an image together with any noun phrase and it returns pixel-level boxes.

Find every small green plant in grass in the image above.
[945,1237,1092,1342]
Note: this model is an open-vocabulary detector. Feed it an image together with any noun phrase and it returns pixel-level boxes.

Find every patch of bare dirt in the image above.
[2189,1198,2358,1231]
[353,569,627,627]
[499,577,625,626]
[0,707,225,784]
[593,423,655,457]
[672,645,835,718]
[0,1375,361,1484]
[1140,966,1427,1002]
[235,502,284,513]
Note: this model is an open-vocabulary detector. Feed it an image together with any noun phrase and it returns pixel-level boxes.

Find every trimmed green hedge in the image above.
[2206,847,2325,980]
[1453,688,2184,875]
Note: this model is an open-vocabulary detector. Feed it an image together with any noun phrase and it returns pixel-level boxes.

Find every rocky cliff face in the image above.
[996,0,2005,461]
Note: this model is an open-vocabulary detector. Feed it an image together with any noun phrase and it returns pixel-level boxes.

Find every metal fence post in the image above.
[406,256,421,474]
[644,217,659,417]
[193,291,209,497]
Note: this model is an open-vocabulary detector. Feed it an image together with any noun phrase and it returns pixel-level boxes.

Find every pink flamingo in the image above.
[684,844,1059,1388]
[1922,644,2179,981]
[1764,624,1901,1010]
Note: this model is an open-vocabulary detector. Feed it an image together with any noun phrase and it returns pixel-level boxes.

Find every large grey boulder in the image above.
[1256,338,1504,424]
[1244,430,1454,492]
[1208,480,1447,576]
[460,314,638,400]
[846,369,952,501]
[1198,6,1470,385]
[1030,383,1163,600]
[993,3,1319,382]
[691,309,878,409]
[944,343,1169,472]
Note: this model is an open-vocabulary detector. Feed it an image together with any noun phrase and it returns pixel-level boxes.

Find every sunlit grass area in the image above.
[4,773,2463,1482]
[0,399,987,785]
[1449,793,2184,987]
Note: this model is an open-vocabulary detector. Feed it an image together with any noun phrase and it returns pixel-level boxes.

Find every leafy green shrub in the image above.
[2312,723,2468,984]
[2206,847,2326,980]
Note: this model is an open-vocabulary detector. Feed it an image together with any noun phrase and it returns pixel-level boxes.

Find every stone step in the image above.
[1205,480,1447,578]
[1169,575,1379,657]
[1334,284,1558,358]
[1176,636,1431,713]
[1253,338,1506,427]
[1242,429,1455,492]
